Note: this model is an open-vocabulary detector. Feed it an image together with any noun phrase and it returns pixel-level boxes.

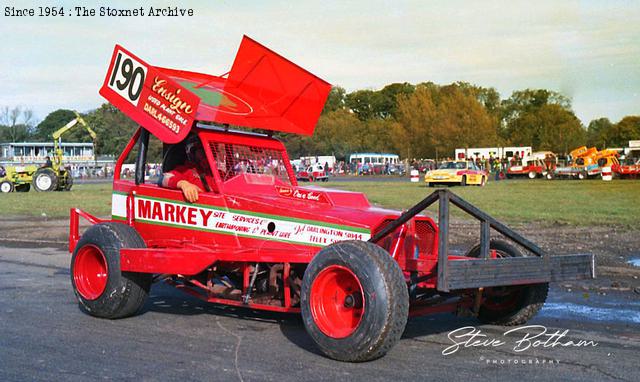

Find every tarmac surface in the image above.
[0,243,638,382]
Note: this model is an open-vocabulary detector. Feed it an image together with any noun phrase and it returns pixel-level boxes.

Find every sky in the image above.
[1,0,638,126]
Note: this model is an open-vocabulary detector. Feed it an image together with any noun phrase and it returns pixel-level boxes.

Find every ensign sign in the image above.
[99,45,200,143]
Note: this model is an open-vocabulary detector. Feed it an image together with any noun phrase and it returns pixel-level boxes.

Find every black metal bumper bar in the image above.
[369,189,595,292]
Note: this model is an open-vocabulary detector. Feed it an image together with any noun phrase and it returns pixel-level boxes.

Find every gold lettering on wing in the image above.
[152,77,195,115]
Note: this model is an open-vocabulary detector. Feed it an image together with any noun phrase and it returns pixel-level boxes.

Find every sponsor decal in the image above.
[179,80,253,116]
[100,45,200,143]
[113,194,368,246]
[275,186,328,203]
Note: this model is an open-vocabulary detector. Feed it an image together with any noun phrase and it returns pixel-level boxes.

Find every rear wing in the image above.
[100,36,331,143]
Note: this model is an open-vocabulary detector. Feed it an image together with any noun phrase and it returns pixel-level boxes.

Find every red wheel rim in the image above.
[73,244,108,300]
[309,265,365,339]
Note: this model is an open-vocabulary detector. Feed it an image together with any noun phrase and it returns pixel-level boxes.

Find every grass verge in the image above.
[0,179,638,226]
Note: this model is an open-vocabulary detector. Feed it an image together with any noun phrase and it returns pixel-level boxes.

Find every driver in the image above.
[161,135,213,203]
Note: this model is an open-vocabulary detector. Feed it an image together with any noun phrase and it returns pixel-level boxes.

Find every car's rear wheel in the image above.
[461,175,467,186]
[301,241,409,362]
[546,172,554,180]
[466,239,548,325]
[71,222,152,319]
[578,171,587,180]
[528,171,537,179]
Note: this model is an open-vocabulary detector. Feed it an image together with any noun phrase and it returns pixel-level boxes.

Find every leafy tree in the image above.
[344,89,379,121]
[393,83,498,159]
[610,116,640,147]
[587,118,614,148]
[501,88,584,152]
[321,86,346,114]
[377,82,415,119]
[33,109,76,141]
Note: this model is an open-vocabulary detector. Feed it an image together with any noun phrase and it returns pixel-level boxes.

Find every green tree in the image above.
[33,109,76,141]
[344,89,379,121]
[501,89,583,152]
[608,116,640,147]
[587,118,613,148]
[83,103,163,160]
[321,86,346,114]
[506,104,585,154]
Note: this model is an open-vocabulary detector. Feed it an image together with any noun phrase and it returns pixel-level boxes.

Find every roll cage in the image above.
[116,124,298,195]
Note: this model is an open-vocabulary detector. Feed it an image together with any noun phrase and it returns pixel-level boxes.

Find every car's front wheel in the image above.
[301,241,409,362]
[71,222,152,319]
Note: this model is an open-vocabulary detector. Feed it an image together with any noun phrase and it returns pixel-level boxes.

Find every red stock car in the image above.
[296,163,329,182]
[69,37,595,362]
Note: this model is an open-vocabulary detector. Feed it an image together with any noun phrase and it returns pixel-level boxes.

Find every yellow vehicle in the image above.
[0,112,96,193]
[424,160,488,187]
[594,149,620,168]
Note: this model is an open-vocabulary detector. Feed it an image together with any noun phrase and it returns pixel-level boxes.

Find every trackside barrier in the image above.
[369,189,595,292]
[410,169,419,182]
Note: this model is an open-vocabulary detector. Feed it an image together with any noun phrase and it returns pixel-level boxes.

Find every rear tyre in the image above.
[0,180,14,193]
[466,239,548,325]
[32,168,58,192]
[15,184,30,192]
[527,171,537,179]
[577,171,586,180]
[71,222,152,319]
[301,241,409,362]
[461,175,467,186]
[545,172,554,180]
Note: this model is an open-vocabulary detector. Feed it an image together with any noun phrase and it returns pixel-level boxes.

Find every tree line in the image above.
[280,82,640,160]
[1,81,639,161]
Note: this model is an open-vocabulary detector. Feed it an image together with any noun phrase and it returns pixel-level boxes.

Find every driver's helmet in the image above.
[184,134,203,163]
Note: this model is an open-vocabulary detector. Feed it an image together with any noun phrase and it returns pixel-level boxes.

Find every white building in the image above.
[0,142,94,164]
[454,146,532,161]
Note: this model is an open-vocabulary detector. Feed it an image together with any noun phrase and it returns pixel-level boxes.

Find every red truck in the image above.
[69,37,595,362]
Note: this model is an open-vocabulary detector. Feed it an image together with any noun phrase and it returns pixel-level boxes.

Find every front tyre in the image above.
[461,175,467,186]
[71,222,152,319]
[466,239,548,325]
[0,180,14,193]
[528,171,537,179]
[301,241,409,362]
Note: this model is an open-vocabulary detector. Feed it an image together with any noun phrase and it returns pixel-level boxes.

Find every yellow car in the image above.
[424,160,488,187]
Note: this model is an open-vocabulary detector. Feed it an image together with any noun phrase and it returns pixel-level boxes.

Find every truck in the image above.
[0,112,96,192]
[68,37,595,362]
[548,147,620,180]
[547,146,599,180]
